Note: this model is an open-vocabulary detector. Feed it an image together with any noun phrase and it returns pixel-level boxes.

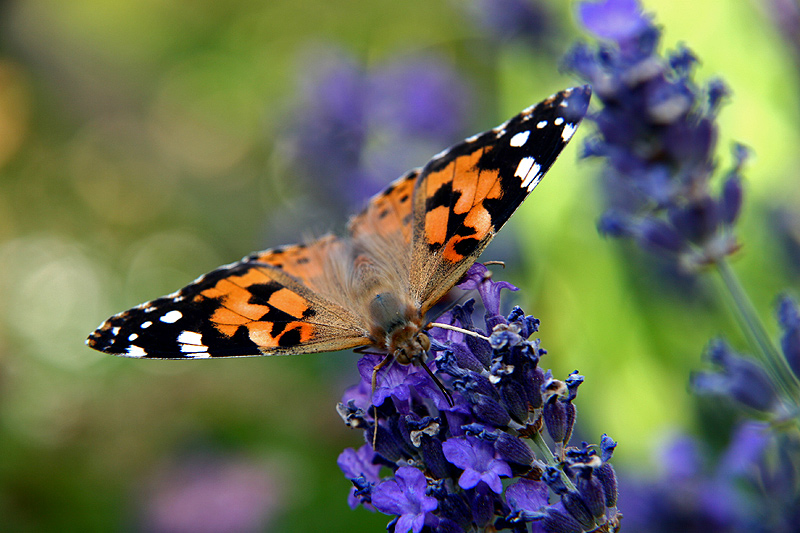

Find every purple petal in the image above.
[480,471,504,494]
[506,478,549,513]
[458,469,483,490]
[372,480,406,516]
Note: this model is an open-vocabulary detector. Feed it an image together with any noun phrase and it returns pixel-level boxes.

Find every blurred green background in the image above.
[0,0,797,531]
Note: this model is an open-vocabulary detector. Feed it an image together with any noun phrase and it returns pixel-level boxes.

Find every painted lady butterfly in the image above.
[87,86,590,382]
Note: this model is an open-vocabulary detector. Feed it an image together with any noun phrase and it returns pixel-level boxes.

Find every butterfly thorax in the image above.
[367,291,429,365]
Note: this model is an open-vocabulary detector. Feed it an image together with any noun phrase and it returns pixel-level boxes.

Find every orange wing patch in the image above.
[349,169,419,245]
[421,146,503,263]
[198,263,367,353]
[245,235,343,294]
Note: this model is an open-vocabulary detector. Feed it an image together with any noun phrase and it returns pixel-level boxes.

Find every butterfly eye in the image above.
[418,333,431,353]
[394,347,411,365]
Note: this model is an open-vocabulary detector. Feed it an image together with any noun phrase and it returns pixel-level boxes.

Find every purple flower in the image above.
[285,49,474,212]
[139,454,282,533]
[506,478,549,519]
[578,0,651,44]
[616,422,798,532]
[457,262,518,325]
[442,435,512,494]
[368,57,472,142]
[565,0,742,271]
[464,0,552,46]
[777,295,800,380]
[337,445,382,509]
[337,263,620,530]
[358,352,449,409]
[691,338,778,413]
[371,467,438,533]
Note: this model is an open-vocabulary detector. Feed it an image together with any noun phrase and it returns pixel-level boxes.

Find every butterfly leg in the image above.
[372,353,394,448]
[414,357,454,407]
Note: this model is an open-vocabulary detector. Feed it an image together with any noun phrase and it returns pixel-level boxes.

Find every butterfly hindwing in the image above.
[409,86,591,310]
[348,169,419,247]
[88,244,371,358]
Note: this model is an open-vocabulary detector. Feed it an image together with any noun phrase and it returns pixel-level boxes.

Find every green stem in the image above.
[530,432,576,492]
[715,258,800,404]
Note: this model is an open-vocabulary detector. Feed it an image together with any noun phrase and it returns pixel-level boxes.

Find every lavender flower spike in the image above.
[338,263,621,532]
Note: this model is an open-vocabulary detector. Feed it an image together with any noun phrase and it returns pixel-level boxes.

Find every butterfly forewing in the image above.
[87,86,591,360]
[87,250,370,358]
[409,86,591,311]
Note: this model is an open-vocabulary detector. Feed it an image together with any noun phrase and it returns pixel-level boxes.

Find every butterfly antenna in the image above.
[422,261,503,330]
[416,357,454,407]
[427,322,491,342]
[371,354,393,449]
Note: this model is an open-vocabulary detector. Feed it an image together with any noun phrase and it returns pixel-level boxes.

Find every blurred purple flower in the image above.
[777,295,800,380]
[578,0,650,44]
[565,0,742,271]
[368,57,472,142]
[618,434,746,532]
[764,0,800,68]
[770,208,800,278]
[139,454,282,533]
[691,338,778,413]
[617,422,800,533]
[463,0,552,46]
[285,50,474,212]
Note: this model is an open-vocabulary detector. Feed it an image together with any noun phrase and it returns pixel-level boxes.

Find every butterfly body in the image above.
[87,86,591,366]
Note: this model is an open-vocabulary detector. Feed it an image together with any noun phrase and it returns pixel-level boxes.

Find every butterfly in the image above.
[87,86,590,389]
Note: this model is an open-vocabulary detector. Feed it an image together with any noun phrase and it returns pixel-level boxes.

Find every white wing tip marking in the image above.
[178,330,209,357]
[562,123,577,142]
[515,156,535,179]
[522,161,543,190]
[126,345,147,358]
[525,172,543,192]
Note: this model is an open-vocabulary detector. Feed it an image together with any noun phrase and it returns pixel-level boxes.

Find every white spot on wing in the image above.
[111,327,120,336]
[141,321,152,329]
[561,123,577,141]
[514,156,534,179]
[521,161,543,190]
[183,351,211,359]
[536,120,547,129]
[177,331,209,357]
[126,345,147,358]
[525,172,543,192]
[432,147,450,160]
[160,310,182,323]
[554,117,564,126]
[509,130,530,147]
[128,333,138,342]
